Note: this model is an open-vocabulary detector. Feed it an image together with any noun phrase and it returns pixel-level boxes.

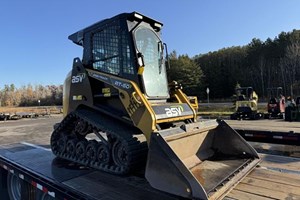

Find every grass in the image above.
[198,103,268,118]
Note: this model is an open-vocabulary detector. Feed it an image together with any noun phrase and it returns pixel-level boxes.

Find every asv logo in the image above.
[165,106,183,117]
[72,74,85,84]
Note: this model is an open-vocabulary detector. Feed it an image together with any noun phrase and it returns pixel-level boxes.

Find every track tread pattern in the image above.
[51,108,147,174]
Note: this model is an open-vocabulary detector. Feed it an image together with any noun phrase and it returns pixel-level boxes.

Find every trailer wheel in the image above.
[7,172,21,200]
[36,189,55,200]
[41,193,54,200]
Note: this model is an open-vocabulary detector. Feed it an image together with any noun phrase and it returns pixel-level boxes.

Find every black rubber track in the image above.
[51,108,148,175]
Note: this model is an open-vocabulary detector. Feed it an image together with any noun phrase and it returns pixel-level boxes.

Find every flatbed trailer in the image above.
[0,143,179,200]
[0,143,300,200]
[226,119,300,146]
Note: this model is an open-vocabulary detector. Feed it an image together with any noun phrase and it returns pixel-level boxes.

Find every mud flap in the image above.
[145,119,260,200]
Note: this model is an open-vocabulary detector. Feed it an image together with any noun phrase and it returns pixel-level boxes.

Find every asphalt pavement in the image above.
[0,115,62,147]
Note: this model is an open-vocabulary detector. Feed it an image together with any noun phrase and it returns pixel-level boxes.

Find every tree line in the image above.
[1,29,300,106]
[0,84,63,107]
[167,29,300,100]
[194,29,300,99]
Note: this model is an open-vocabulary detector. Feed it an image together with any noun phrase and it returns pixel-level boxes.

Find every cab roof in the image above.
[68,12,163,46]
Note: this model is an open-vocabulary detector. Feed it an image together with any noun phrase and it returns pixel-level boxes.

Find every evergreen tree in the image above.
[167,51,204,97]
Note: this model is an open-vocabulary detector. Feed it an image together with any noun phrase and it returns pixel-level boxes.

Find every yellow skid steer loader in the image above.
[51,12,260,199]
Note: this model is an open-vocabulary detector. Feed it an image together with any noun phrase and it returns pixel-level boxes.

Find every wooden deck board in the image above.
[248,168,300,187]
[225,189,274,200]
[233,182,300,199]
[241,176,300,195]
[226,153,300,199]
[259,153,300,172]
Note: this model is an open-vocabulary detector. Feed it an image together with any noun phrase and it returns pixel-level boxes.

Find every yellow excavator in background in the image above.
[50,12,260,200]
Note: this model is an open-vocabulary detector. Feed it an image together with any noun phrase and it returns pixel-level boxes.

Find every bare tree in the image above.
[0,84,63,106]
[279,42,300,96]
[258,55,266,97]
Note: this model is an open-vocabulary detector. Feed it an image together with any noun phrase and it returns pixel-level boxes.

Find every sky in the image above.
[1,0,300,88]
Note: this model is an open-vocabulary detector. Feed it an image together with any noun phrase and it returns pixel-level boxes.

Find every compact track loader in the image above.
[51,12,260,200]
[231,87,263,120]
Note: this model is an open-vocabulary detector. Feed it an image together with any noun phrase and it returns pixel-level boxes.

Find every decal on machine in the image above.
[71,73,85,84]
[89,72,109,82]
[127,96,143,117]
[114,80,132,90]
[152,103,192,120]
[73,95,83,101]
[165,105,184,117]
[102,88,111,97]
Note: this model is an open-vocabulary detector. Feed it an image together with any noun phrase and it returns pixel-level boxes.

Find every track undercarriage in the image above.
[51,109,147,174]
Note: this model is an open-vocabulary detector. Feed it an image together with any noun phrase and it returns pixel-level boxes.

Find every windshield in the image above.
[134,26,169,98]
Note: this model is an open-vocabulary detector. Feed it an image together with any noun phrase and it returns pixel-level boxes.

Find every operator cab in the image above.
[68,12,169,100]
[236,87,254,100]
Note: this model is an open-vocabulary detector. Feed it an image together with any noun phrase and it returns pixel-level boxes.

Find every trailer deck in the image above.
[1,142,300,200]
[225,153,300,199]
[226,119,300,145]
[0,143,179,200]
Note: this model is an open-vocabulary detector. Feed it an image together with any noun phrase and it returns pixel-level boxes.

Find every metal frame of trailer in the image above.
[235,129,300,145]
[1,142,300,200]
[0,143,178,200]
